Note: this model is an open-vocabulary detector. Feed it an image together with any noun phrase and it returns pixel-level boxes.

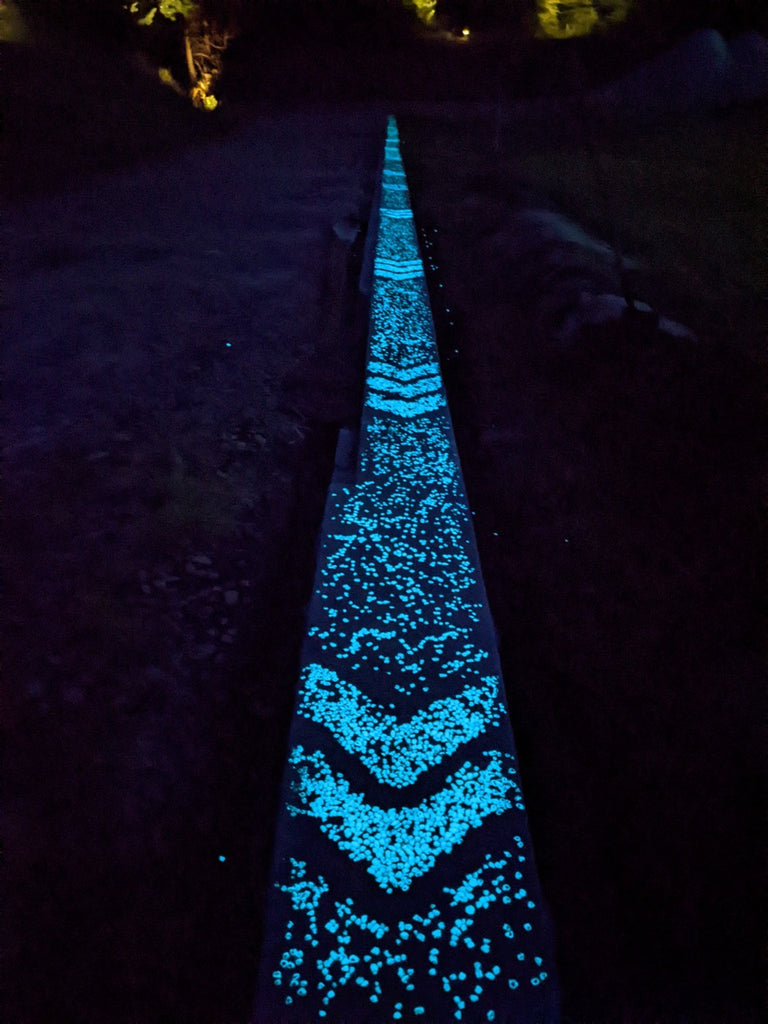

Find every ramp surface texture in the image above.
[255,117,559,1024]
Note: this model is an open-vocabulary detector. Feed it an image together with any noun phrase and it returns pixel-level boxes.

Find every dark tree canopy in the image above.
[28,1,768,38]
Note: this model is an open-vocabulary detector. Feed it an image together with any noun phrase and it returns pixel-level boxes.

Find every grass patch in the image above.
[404,101,766,355]
[507,104,766,351]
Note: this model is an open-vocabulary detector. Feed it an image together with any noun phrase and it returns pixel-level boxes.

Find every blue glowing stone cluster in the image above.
[255,117,558,1023]
[297,665,503,788]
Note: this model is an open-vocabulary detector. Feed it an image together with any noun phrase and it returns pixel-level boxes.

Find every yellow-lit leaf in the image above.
[411,0,437,26]
[537,1,631,40]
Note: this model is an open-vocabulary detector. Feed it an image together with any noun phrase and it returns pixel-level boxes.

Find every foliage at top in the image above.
[536,1,632,39]
[129,0,198,27]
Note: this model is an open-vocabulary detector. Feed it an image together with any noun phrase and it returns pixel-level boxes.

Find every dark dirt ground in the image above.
[400,109,765,1023]
[3,8,766,1024]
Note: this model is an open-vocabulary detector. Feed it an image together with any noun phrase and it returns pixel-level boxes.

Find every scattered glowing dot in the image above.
[257,113,553,1023]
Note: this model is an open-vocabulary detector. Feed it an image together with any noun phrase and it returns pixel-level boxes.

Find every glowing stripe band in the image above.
[367,359,441,382]
[255,115,558,1024]
[367,376,442,400]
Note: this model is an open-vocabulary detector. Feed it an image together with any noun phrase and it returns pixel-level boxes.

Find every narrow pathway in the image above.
[254,117,558,1024]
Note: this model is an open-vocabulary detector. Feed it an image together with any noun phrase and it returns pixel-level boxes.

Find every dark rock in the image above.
[597,29,735,120]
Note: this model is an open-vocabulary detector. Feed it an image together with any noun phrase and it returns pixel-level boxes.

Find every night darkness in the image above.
[3,2,766,1023]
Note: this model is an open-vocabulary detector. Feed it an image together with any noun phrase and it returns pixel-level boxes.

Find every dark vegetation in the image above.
[401,105,765,1021]
[5,0,768,200]
[3,2,766,1022]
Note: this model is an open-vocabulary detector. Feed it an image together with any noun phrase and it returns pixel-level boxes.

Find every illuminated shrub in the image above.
[406,0,438,26]
[127,0,233,109]
[537,0,631,39]
[129,0,197,27]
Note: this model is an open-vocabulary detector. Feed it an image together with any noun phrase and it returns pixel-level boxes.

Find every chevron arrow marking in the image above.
[380,207,414,218]
[296,664,504,787]
[374,256,424,280]
[366,359,441,382]
[287,747,522,892]
[367,372,443,399]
